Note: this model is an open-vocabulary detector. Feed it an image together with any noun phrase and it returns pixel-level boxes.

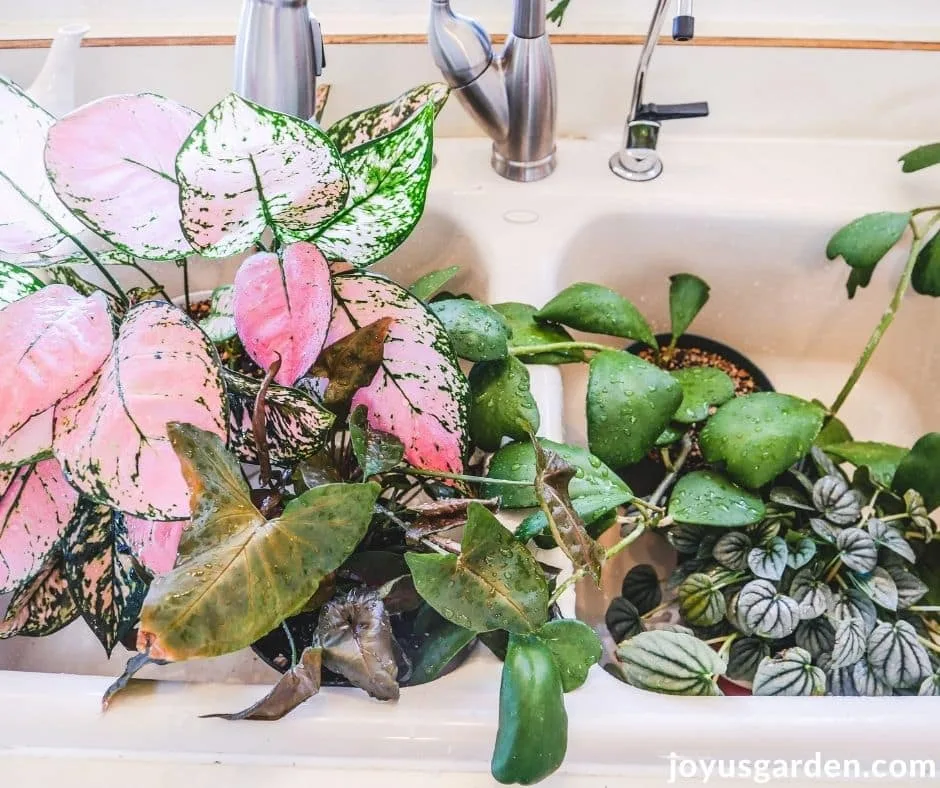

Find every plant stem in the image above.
[181,257,191,313]
[830,214,940,416]
[253,354,281,489]
[909,606,940,613]
[648,434,693,509]
[717,632,739,662]
[281,621,298,667]
[548,524,648,605]
[918,636,940,656]
[404,466,531,487]
[509,340,610,357]
[641,599,673,620]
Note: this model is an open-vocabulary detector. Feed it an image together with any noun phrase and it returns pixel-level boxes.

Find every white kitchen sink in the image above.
[1,136,938,786]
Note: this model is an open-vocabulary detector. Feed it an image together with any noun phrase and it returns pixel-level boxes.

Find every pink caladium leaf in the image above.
[323,272,469,474]
[125,515,185,576]
[0,408,53,468]
[234,242,333,385]
[176,93,348,258]
[53,301,227,520]
[0,285,113,467]
[45,93,199,260]
[0,458,80,593]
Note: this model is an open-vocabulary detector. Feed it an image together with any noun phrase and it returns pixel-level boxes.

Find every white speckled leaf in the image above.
[312,103,434,267]
[0,285,113,466]
[0,260,43,307]
[201,285,236,343]
[222,368,333,466]
[323,272,468,474]
[0,459,79,593]
[176,94,348,258]
[45,94,198,260]
[0,551,78,639]
[53,302,227,520]
[327,82,449,153]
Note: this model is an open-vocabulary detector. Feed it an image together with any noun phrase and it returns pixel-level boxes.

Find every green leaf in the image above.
[349,404,405,479]
[825,212,911,279]
[849,566,898,611]
[919,672,940,696]
[846,266,875,299]
[899,142,940,173]
[0,261,43,308]
[726,637,770,682]
[752,647,826,696]
[737,579,799,639]
[587,350,682,468]
[866,620,931,689]
[830,617,867,670]
[409,616,476,686]
[795,617,835,660]
[747,537,788,581]
[789,567,833,619]
[200,285,236,343]
[534,619,602,692]
[492,302,584,364]
[678,573,726,627]
[536,282,656,348]
[312,103,434,267]
[713,532,752,571]
[825,441,908,488]
[700,393,826,488]
[0,552,77,639]
[814,413,853,448]
[827,588,877,633]
[430,298,510,361]
[867,519,916,564]
[468,357,540,452]
[605,597,644,643]
[785,535,816,570]
[668,470,765,527]
[836,527,878,574]
[203,647,322,720]
[620,564,662,615]
[656,424,684,447]
[670,367,734,424]
[668,273,710,342]
[912,230,940,296]
[615,630,726,696]
[405,503,550,634]
[893,432,940,511]
[138,424,379,661]
[408,265,460,302]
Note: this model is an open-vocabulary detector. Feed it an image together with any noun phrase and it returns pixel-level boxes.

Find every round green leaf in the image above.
[408,618,476,686]
[893,432,940,511]
[668,273,710,342]
[753,647,826,696]
[836,527,878,574]
[678,573,727,627]
[587,350,682,468]
[795,617,835,660]
[605,597,644,643]
[491,302,583,364]
[747,537,788,581]
[700,393,825,488]
[726,637,770,682]
[789,568,833,620]
[468,357,539,452]
[534,619,602,693]
[849,566,898,611]
[824,441,908,488]
[829,616,867,670]
[668,470,765,527]
[867,519,916,564]
[430,298,510,361]
[867,620,931,690]
[912,230,940,296]
[615,630,727,696]
[825,212,911,273]
[620,564,662,616]
[713,532,752,571]
[536,282,656,348]
[827,589,877,633]
[670,367,734,424]
[737,579,799,639]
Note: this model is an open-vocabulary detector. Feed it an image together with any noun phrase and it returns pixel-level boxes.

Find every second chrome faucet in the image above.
[429,0,557,183]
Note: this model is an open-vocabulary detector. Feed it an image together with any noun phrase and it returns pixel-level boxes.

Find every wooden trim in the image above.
[1,33,939,51]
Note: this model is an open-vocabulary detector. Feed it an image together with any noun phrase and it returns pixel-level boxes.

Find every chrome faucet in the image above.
[429,0,557,182]
[609,0,708,181]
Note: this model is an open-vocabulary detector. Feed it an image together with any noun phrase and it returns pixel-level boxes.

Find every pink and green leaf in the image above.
[176,93,348,258]
[44,93,199,260]
[0,552,78,639]
[0,408,53,468]
[0,260,43,307]
[53,301,227,520]
[201,285,236,343]
[0,285,113,465]
[0,459,79,593]
[125,515,185,575]
[233,242,333,385]
[324,272,469,474]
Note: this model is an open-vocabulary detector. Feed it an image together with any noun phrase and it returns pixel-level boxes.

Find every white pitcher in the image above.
[27,23,90,117]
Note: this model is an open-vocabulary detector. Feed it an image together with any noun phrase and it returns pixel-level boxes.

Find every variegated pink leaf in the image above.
[0,260,43,307]
[0,459,79,593]
[45,93,199,260]
[0,552,78,639]
[125,515,185,575]
[323,272,468,473]
[53,301,227,520]
[0,408,53,468]
[0,78,89,258]
[0,285,113,459]
[234,242,333,385]
[176,93,348,258]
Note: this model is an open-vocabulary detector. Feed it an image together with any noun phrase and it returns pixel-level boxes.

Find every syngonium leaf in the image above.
[223,368,334,466]
[668,470,765,527]
[311,317,394,410]
[312,103,435,267]
[825,212,911,294]
[44,93,199,259]
[620,564,662,615]
[233,242,333,386]
[205,647,323,720]
[587,350,682,468]
[700,393,826,488]
[866,620,931,690]
[200,285,237,343]
[670,367,734,424]
[468,357,540,452]
[408,265,460,302]
[349,404,404,478]
[137,423,379,661]
[492,302,585,364]
[615,630,726,696]
[824,441,908,488]
[533,442,605,585]
[534,619,602,692]
[752,647,826,696]
[737,579,800,639]
[316,589,399,701]
[893,432,940,511]
[668,273,710,342]
[430,298,510,361]
[53,301,228,520]
[0,260,42,308]
[405,502,550,634]
[537,282,656,348]
[176,94,348,258]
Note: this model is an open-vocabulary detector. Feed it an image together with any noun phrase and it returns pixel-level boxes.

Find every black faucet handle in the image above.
[635,101,710,122]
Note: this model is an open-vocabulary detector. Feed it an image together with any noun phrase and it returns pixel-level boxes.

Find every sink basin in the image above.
[2,136,938,786]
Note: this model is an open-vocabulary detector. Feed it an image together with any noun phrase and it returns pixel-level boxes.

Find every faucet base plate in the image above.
[492,147,557,182]
[608,151,663,182]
